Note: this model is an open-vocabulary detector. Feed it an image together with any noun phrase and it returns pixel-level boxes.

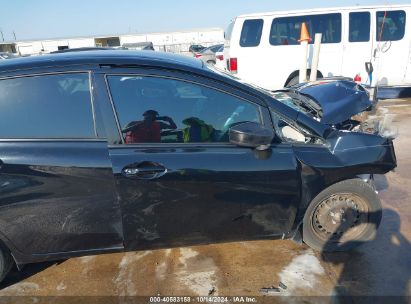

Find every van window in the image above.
[377,10,406,41]
[0,73,95,139]
[107,75,261,144]
[349,12,371,42]
[270,13,342,45]
[240,19,264,47]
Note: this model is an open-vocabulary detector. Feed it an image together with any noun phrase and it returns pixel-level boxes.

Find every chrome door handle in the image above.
[122,162,167,180]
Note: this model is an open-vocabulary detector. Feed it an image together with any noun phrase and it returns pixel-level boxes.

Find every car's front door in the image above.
[100,69,301,250]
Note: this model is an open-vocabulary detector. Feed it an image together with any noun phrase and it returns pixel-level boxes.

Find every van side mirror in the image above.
[229,122,274,150]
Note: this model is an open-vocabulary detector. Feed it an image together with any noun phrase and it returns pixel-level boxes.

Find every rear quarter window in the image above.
[240,19,264,47]
[0,73,95,139]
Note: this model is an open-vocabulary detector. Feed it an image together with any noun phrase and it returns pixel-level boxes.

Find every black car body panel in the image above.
[292,132,396,221]
[274,80,372,125]
[299,81,372,125]
[0,141,124,264]
[0,51,397,266]
[109,144,300,251]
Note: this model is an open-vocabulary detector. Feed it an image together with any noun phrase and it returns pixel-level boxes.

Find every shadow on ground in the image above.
[0,261,63,290]
[322,208,411,301]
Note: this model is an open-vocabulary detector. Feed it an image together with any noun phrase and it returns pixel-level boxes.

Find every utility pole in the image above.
[12,31,16,41]
[0,29,4,42]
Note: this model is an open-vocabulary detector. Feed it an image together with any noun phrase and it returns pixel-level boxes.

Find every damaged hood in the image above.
[274,80,372,125]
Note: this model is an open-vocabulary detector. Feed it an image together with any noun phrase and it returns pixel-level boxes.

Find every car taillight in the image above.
[195,53,202,58]
[229,58,238,73]
[216,54,224,61]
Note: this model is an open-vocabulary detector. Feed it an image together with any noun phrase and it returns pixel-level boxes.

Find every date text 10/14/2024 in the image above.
[149,296,258,303]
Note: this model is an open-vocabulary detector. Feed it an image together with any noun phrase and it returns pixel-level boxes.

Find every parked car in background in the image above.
[122,42,155,51]
[194,44,224,65]
[0,52,18,60]
[0,51,396,283]
[224,4,411,93]
[189,44,206,53]
[50,47,116,54]
[214,45,225,70]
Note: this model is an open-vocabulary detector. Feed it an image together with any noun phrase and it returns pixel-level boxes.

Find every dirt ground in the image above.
[0,99,410,301]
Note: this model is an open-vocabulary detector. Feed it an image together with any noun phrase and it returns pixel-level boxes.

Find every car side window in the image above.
[0,73,95,139]
[349,12,371,42]
[240,19,264,47]
[377,10,406,41]
[106,75,262,144]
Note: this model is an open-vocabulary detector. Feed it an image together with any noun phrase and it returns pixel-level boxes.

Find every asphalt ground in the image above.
[0,99,409,302]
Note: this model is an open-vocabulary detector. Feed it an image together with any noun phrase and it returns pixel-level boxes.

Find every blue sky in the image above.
[0,0,409,41]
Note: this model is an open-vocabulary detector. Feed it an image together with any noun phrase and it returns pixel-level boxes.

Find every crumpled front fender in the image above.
[292,131,396,225]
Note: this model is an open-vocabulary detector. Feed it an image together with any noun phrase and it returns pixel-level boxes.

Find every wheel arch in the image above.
[284,69,324,87]
[0,230,21,269]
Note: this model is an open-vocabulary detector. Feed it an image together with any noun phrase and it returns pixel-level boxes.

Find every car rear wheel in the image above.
[0,243,13,283]
[303,179,382,252]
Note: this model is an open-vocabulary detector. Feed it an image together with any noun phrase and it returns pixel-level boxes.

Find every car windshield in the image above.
[201,44,223,53]
[207,66,322,118]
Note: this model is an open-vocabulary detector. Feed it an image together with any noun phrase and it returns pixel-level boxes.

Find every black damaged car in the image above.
[0,51,396,282]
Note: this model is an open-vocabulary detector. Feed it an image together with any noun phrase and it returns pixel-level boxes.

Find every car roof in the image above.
[0,50,204,73]
[0,49,272,108]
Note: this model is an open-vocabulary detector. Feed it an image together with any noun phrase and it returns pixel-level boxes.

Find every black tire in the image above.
[303,179,382,252]
[286,75,300,87]
[0,244,13,283]
[285,71,323,87]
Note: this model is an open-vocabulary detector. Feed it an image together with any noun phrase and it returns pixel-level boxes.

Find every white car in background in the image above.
[0,52,18,60]
[214,45,225,70]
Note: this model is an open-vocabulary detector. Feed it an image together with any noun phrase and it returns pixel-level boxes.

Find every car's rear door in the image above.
[96,67,301,250]
[0,70,123,260]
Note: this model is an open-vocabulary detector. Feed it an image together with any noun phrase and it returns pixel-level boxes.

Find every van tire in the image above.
[303,179,382,252]
[286,76,300,87]
[285,70,323,87]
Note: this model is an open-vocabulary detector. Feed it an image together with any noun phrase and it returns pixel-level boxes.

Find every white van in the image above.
[224,5,411,92]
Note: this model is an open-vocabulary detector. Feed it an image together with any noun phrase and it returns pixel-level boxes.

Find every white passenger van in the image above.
[224,5,411,91]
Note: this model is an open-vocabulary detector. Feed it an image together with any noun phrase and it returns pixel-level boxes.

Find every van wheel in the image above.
[303,179,382,252]
[286,75,300,87]
[0,244,13,283]
[285,71,323,87]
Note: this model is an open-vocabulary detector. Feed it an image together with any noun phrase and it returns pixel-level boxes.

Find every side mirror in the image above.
[229,122,274,150]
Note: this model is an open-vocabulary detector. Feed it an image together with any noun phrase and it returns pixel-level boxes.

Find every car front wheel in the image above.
[303,179,382,252]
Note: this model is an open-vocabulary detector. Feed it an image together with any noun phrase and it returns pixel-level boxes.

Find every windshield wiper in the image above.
[276,89,322,117]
